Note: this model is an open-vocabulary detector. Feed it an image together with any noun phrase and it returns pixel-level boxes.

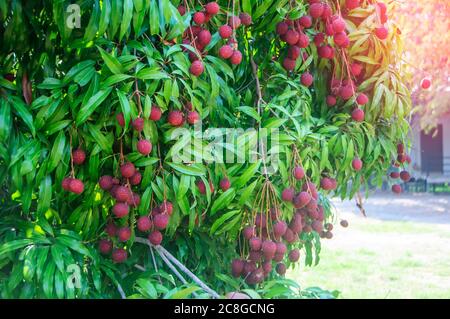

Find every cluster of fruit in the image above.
[390,143,412,194]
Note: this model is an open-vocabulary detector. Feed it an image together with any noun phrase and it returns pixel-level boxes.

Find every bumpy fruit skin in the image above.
[346,0,360,10]
[309,3,324,18]
[351,63,363,76]
[137,139,152,156]
[351,108,365,122]
[205,2,219,15]
[159,201,173,216]
[287,46,301,59]
[228,16,241,29]
[356,93,369,105]
[149,106,162,121]
[326,95,337,106]
[320,177,335,190]
[243,226,255,240]
[196,180,214,194]
[249,237,262,251]
[168,110,184,127]
[294,191,312,208]
[62,177,73,191]
[293,166,305,180]
[177,5,186,16]
[421,78,431,89]
[112,248,128,263]
[390,171,400,179]
[352,157,363,171]
[154,214,169,230]
[318,44,334,59]
[282,58,296,71]
[276,263,287,275]
[219,178,231,191]
[132,117,144,132]
[189,60,204,76]
[128,192,141,207]
[276,22,288,35]
[288,248,300,262]
[299,15,312,28]
[332,17,346,33]
[129,172,142,186]
[375,26,388,40]
[262,240,277,259]
[137,216,152,232]
[230,51,243,65]
[117,227,131,242]
[239,13,252,26]
[282,187,295,202]
[392,184,402,194]
[219,45,233,59]
[99,239,113,254]
[301,72,313,87]
[340,84,354,100]
[113,203,129,218]
[193,12,206,25]
[285,29,299,45]
[99,175,114,191]
[148,230,163,245]
[114,186,129,202]
[273,221,288,237]
[120,162,136,179]
[116,113,126,127]
[198,29,212,46]
[231,259,245,277]
[297,33,310,48]
[105,223,117,237]
[69,179,84,194]
[400,171,411,182]
[72,149,86,165]
[219,25,232,38]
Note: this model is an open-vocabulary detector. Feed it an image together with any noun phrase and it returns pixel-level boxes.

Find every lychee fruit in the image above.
[137,216,152,232]
[421,78,431,89]
[299,15,312,28]
[285,30,300,45]
[117,113,126,127]
[230,51,243,65]
[273,221,288,237]
[239,13,252,26]
[390,171,400,179]
[113,202,129,218]
[114,186,130,202]
[228,16,241,29]
[282,58,296,71]
[132,117,144,132]
[105,223,117,237]
[293,191,311,208]
[288,248,300,262]
[154,214,169,230]
[309,3,324,18]
[356,93,369,105]
[334,32,348,47]
[160,201,174,215]
[340,84,355,100]
[112,248,128,263]
[287,46,301,59]
[219,45,233,59]
[99,175,113,191]
[351,108,365,122]
[262,240,277,259]
[318,44,334,59]
[149,105,162,121]
[249,237,262,251]
[62,177,73,191]
[177,5,186,16]
[117,227,131,242]
[301,72,313,87]
[276,22,289,35]
[332,17,346,33]
[243,226,255,240]
[255,213,267,228]
[137,139,152,155]
[187,111,200,125]
[282,187,295,201]
[276,263,286,275]
[219,178,231,191]
[314,32,325,46]
[205,2,219,15]
[397,143,405,154]
[198,30,212,46]
[346,0,360,10]
[249,251,262,262]
[128,192,141,207]
[400,171,411,182]
[69,178,84,194]
[168,110,184,126]
[148,230,163,245]
[296,33,310,48]
[231,259,245,277]
[340,219,349,227]
[190,60,204,77]
[120,162,136,179]
[351,63,363,77]
[219,25,232,39]
[129,171,142,186]
[326,95,337,107]
[293,166,305,180]
[72,149,86,165]
[99,239,113,255]
[193,12,206,25]
[352,157,363,171]
[375,26,388,40]
[392,184,402,194]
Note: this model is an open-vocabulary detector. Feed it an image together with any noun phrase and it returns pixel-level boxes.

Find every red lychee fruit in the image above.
[62,177,73,191]
[230,51,243,65]
[219,25,232,39]
[332,17,346,33]
[275,242,287,255]
[288,248,300,262]
[356,93,369,105]
[334,32,349,47]
[293,166,305,180]
[313,33,325,46]
[276,22,289,35]
[69,179,84,194]
[99,239,113,254]
[168,110,184,127]
[301,72,313,87]
[273,221,288,237]
[249,237,262,251]
[72,149,86,165]
[190,60,204,77]
[117,113,126,127]
[239,13,252,26]
[113,203,129,218]
[312,220,324,233]
[397,154,407,163]
[198,29,212,46]
[112,248,128,263]
[296,33,310,48]
[219,45,233,59]
[325,231,333,239]
[340,84,355,100]
[154,214,169,230]
[193,12,206,25]
[99,175,113,191]
[177,5,186,16]
[326,95,337,107]
[299,15,313,28]
[346,0,360,10]
[205,2,219,15]
[282,187,295,202]
[283,228,297,243]
[148,230,163,245]
[105,223,117,237]
[397,143,405,154]
[309,3,324,18]
[228,16,241,29]
[187,111,200,125]
[390,171,400,179]
[120,162,136,179]
[137,216,152,232]
[392,184,402,194]
[421,78,431,89]
[293,191,311,208]
[149,105,162,121]
[276,263,286,275]
[196,180,214,194]
[243,226,255,240]
[219,178,231,191]
[249,251,262,262]
[375,26,388,40]
[137,139,152,156]
[132,117,144,132]
[282,58,296,71]
[351,108,365,122]
[231,259,245,277]
[114,186,130,202]
[262,240,277,259]
[325,223,333,231]
[129,171,142,186]
[322,3,332,19]
[255,213,267,228]
[340,219,349,227]
[128,192,141,208]
[285,30,300,45]
[287,46,301,60]
[400,171,411,182]
[117,227,131,242]
[290,214,303,233]
[352,157,363,171]
[318,45,334,59]
[351,63,363,77]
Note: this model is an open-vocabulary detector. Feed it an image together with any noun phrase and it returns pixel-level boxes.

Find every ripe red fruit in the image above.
[400,171,411,182]
[112,248,128,263]
[390,171,400,179]
[149,105,162,121]
[352,157,363,171]
[332,17,346,33]
[228,16,241,29]
[114,186,130,202]
[62,177,73,191]
[159,201,173,215]
[219,178,231,191]
[293,166,305,180]
[198,30,212,46]
[351,108,365,122]
[322,3,332,19]
[137,216,152,232]
[168,110,184,126]
[120,162,136,178]
[249,237,262,251]
[293,191,312,208]
[132,117,144,132]
[326,95,337,107]
[148,230,163,245]
[350,63,363,76]
[334,32,349,47]
[309,3,324,18]
[193,12,206,25]
[190,60,204,77]
[154,214,169,230]
[205,2,220,15]
[288,248,300,262]
[197,180,214,194]
[113,203,129,218]
[255,213,267,228]
[346,0,360,10]
[187,111,200,125]
[375,26,388,40]
[231,259,245,277]
[320,177,335,190]
[421,78,431,89]
[314,33,325,46]
[392,184,402,194]
[287,46,301,59]
[276,22,289,35]
[273,221,288,237]
[230,50,243,65]
[116,113,126,127]
[397,153,407,163]
[282,187,295,202]
[299,15,312,28]
[340,84,355,100]
[318,45,334,59]
[137,139,152,156]
[239,13,252,26]
[285,29,299,45]
[72,149,86,165]
[356,93,369,105]
[69,179,84,194]
[105,223,117,237]
[340,219,349,227]
[296,33,310,48]
[177,5,186,16]
[128,192,141,207]
[129,172,142,186]
[99,239,113,254]
[262,240,277,259]
[312,220,324,233]
[117,227,131,242]
[282,58,296,71]
[219,45,233,59]
[301,72,313,87]
[243,226,255,240]
[219,25,232,38]
[99,175,113,191]
[397,143,405,154]
[276,263,287,275]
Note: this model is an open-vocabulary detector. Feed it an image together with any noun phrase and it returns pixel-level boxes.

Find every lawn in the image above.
[288,195,450,299]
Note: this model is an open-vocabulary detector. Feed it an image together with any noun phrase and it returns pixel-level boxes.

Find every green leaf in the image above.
[9,96,35,136]
[210,210,240,235]
[117,89,131,131]
[37,175,52,215]
[76,87,112,125]
[119,0,134,40]
[168,286,200,299]
[210,189,236,216]
[0,239,32,256]
[168,163,206,176]
[97,46,124,74]
[47,130,66,173]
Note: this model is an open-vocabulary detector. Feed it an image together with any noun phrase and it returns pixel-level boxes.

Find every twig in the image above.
[355,191,366,217]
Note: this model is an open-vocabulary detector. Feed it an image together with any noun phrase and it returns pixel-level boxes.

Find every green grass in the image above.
[288,216,450,299]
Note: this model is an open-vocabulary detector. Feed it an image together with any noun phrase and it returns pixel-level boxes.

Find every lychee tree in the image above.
[0,0,411,298]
